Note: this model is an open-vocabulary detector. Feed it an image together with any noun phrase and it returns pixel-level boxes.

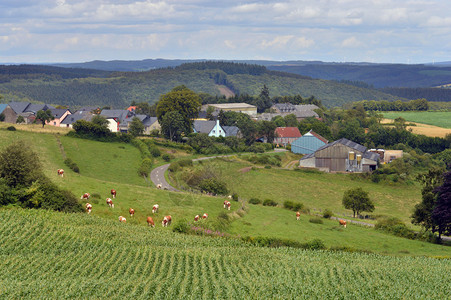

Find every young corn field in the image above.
[1,208,450,299]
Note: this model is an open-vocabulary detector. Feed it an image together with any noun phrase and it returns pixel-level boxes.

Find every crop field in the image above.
[383,111,451,129]
[1,208,451,299]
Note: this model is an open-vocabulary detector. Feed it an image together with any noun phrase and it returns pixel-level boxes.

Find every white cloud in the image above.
[341,36,363,48]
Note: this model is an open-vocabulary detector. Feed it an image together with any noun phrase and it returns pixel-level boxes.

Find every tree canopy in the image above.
[36,109,54,128]
[128,117,144,137]
[432,171,451,239]
[342,187,375,218]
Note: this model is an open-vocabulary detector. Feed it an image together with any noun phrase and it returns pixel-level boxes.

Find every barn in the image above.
[299,138,379,172]
[291,130,328,154]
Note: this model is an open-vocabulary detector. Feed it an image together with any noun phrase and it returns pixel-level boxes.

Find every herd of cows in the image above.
[60,168,348,229]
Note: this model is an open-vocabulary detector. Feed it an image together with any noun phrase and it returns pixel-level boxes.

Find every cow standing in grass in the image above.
[106,198,114,208]
[57,169,64,178]
[85,203,92,214]
[224,201,231,210]
[194,215,200,222]
[162,215,172,227]
[296,212,301,220]
[202,213,208,220]
[152,204,159,214]
[81,193,90,200]
[339,219,347,228]
[129,208,135,217]
[147,217,155,227]
[119,216,126,223]
[111,189,116,199]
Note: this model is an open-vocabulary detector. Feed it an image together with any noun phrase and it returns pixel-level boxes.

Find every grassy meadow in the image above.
[1,208,451,299]
[0,126,450,259]
[383,111,451,128]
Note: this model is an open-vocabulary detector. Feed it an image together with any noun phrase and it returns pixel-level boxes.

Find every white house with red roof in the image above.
[273,127,302,146]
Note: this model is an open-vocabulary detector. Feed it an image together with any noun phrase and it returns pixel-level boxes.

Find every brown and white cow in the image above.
[57,169,64,177]
[339,219,347,228]
[156,184,162,189]
[224,201,231,210]
[129,208,135,217]
[106,198,114,208]
[110,189,116,199]
[162,215,172,227]
[227,195,232,200]
[81,193,90,200]
[147,216,155,227]
[296,211,301,220]
[119,216,126,223]
[202,213,208,220]
[85,203,92,214]
[152,204,159,214]
[194,215,200,222]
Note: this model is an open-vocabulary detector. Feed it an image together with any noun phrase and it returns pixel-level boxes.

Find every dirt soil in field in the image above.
[216,85,235,98]
[238,166,252,173]
[382,119,451,138]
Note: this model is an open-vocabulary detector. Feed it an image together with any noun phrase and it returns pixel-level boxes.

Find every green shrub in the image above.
[283,201,304,211]
[199,178,228,195]
[162,154,171,162]
[138,158,153,177]
[264,165,271,169]
[309,217,324,224]
[150,146,161,157]
[168,162,180,172]
[302,239,326,250]
[64,158,80,173]
[178,159,193,167]
[323,209,333,219]
[232,193,239,201]
[263,199,277,206]
[6,126,16,131]
[249,198,261,205]
[172,219,190,234]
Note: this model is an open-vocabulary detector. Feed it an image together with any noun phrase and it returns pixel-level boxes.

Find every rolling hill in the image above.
[0,63,402,108]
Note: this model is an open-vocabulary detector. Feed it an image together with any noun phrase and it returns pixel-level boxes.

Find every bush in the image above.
[248,143,266,153]
[162,154,171,162]
[323,209,333,219]
[150,146,161,157]
[172,219,190,234]
[131,139,151,158]
[138,158,153,177]
[64,158,80,173]
[249,198,261,205]
[263,199,277,206]
[232,193,239,201]
[168,162,180,172]
[178,159,193,168]
[309,217,324,224]
[284,201,304,211]
[302,239,326,250]
[199,178,228,195]
[6,126,16,131]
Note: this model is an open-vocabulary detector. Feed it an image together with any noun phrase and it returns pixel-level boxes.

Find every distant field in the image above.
[383,111,451,129]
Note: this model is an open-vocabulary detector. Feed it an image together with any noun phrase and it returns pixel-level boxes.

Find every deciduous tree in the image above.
[36,109,54,128]
[128,117,144,137]
[342,187,375,218]
[160,111,186,142]
[432,171,451,239]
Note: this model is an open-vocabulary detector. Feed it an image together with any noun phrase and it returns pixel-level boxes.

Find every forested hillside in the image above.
[0,62,401,108]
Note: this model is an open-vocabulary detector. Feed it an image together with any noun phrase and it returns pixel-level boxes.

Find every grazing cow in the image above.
[152,204,159,214]
[85,203,92,214]
[81,193,90,200]
[106,198,114,208]
[57,169,64,178]
[296,211,301,220]
[227,195,232,200]
[339,219,347,228]
[224,201,231,210]
[119,216,126,223]
[111,189,116,199]
[129,208,135,217]
[162,215,172,227]
[147,216,155,227]
[156,184,162,189]
[202,213,208,219]
[194,215,200,222]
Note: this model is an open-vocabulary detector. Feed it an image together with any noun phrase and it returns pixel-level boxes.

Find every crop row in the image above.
[1,209,450,298]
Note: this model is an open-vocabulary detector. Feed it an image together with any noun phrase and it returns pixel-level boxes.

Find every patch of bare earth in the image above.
[216,85,235,98]
[238,166,252,173]
[381,119,451,138]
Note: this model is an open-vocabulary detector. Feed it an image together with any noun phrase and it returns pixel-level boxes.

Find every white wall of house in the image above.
[106,119,119,132]
[208,120,226,137]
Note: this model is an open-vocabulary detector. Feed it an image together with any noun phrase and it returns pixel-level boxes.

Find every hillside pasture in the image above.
[1,208,451,299]
[383,111,451,129]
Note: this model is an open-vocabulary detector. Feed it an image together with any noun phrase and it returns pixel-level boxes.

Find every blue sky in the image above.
[1,0,450,64]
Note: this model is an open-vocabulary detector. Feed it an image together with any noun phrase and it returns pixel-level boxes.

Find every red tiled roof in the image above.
[308,130,328,144]
[275,127,302,138]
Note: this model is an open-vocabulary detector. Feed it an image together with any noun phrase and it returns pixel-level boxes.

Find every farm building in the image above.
[193,120,226,137]
[299,138,379,172]
[2,102,55,124]
[60,111,94,128]
[273,127,302,146]
[46,109,71,127]
[201,103,257,116]
[369,149,404,164]
[291,130,328,154]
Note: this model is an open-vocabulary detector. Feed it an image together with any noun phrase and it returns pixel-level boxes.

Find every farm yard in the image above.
[0,126,451,298]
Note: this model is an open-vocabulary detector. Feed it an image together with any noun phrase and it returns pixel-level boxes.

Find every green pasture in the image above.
[383,111,451,128]
[1,208,451,299]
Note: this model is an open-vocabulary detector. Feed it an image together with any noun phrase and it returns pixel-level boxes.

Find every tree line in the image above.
[352,99,429,111]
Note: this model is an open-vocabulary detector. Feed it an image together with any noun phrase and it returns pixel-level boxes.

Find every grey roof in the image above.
[50,109,69,119]
[25,103,55,113]
[295,104,319,111]
[100,109,133,123]
[315,138,379,161]
[223,126,240,137]
[293,110,319,118]
[77,106,99,112]
[0,104,7,114]
[273,103,296,112]
[143,117,158,127]
[8,102,30,114]
[300,152,315,160]
[193,120,216,134]
[60,111,93,124]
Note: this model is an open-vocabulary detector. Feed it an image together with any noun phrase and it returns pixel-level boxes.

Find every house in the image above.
[0,104,8,120]
[291,130,328,154]
[60,111,94,128]
[273,127,302,146]
[100,109,134,132]
[121,114,160,134]
[223,125,241,137]
[46,109,71,127]
[201,103,257,116]
[369,149,404,164]
[4,102,55,124]
[193,120,226,137]
[261,104,320,122]
[272,103,297,113]
[299,138,379,172]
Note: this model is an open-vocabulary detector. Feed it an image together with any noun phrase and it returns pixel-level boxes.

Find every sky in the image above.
[1,0,451,64]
